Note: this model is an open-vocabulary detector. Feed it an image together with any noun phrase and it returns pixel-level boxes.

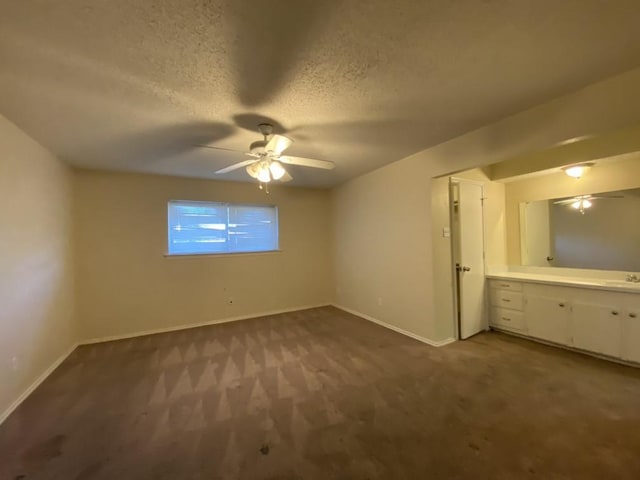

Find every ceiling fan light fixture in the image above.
[257,163,271,183]
[269,161,286,180]
[246,162,260,179]
[563,163,593,179]
[570,197,592,213]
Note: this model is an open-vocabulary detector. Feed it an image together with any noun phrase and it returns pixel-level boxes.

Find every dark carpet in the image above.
[1,306,640,479]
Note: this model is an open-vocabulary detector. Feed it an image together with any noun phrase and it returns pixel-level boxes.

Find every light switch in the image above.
[442,227,450,238]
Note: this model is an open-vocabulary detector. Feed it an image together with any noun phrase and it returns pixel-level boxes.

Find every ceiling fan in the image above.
[554,193,623,214]
[197,123,335,190]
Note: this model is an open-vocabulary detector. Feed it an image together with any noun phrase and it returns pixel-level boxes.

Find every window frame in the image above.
[166,200,280,257]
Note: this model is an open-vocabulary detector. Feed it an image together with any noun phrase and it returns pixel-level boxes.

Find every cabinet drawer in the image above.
[490,289,524,310]
[489,279,522,292]
[491,307,525,330]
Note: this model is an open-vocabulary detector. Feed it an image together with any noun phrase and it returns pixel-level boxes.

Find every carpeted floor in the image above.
[1,306,640,479]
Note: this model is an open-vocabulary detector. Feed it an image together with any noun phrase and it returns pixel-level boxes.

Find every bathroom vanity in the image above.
[486,271,640,364]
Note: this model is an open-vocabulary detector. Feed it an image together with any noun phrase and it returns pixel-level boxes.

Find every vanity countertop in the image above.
[486,271,640,294]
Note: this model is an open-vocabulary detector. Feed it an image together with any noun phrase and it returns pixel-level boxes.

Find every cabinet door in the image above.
[623,298,640,363]
[524,295,571,345]
[571,302,623,358]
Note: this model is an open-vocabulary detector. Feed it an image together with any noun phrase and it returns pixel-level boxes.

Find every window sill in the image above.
[163,250,282,259]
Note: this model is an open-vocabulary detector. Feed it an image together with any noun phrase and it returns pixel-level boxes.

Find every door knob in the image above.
[462,266,471,272]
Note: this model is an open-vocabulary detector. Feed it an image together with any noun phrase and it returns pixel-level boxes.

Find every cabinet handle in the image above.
[501,317,512,322]
[500,283,510,287]
[558,303,565,308]
[630,313,637,318]
[501,298,511,302]
[611,311,619,316]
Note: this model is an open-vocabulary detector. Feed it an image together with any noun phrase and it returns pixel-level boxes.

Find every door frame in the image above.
[449,176,487,340]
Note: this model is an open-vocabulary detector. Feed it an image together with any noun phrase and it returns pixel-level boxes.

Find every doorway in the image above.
[450,177,486,339]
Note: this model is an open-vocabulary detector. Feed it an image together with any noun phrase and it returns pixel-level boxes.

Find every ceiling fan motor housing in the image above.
[257,123,274,137]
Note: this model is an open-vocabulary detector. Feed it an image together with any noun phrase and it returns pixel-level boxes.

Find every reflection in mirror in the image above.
[520,188,640,271]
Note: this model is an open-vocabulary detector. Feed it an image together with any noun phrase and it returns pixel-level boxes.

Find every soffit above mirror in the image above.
[486,123,640,183]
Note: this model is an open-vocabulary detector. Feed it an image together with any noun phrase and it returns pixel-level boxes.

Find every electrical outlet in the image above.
[11,356,19,371]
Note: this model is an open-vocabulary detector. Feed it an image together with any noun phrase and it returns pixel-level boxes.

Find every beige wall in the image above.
[332,155,437,339]
[74,170,332,340]
[505,154,640,265]
[0,115,76,420]
[332,66,640,344]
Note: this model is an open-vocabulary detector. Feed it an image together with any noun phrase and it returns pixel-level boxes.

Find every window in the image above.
[167,200,278,255]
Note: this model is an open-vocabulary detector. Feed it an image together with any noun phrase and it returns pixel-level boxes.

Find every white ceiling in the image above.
[1,1,640,188]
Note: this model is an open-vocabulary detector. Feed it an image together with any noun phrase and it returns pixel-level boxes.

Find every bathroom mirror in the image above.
[519,187,640,271]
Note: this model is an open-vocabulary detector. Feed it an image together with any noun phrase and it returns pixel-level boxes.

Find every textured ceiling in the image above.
[1,1,640,187]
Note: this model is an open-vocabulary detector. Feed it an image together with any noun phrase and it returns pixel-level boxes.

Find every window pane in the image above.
[228,205,278,253]
[168,201,278,255]
[168,201,228,255]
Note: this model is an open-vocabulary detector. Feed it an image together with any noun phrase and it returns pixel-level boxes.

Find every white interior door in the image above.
[452,179,486,339]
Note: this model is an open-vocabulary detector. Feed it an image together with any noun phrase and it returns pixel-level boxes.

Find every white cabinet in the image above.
[490,280,522,292]
[572,302,623,358]
[622,296,640,363]
[491,307,525,330]
[524,294,571,345]
[488,277,640,364]
[490,289,524,310]
[489,280,525,332]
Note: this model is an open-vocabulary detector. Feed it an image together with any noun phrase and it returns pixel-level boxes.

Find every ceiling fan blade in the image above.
[590,195,624,199]
[279,170,293,182]
[215,159,257,174]
[195,144,243,153]
[279,155,335,170]
[553,199,577,205]
[196,144,260,158]
[265,134,293,155]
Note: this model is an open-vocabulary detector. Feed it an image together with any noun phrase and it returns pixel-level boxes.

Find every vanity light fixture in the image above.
[563,162,594,179]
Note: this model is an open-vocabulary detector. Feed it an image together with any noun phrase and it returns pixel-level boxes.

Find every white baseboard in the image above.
[332,304,456,347]
[0,342,78,426]
[80,304,331,345]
